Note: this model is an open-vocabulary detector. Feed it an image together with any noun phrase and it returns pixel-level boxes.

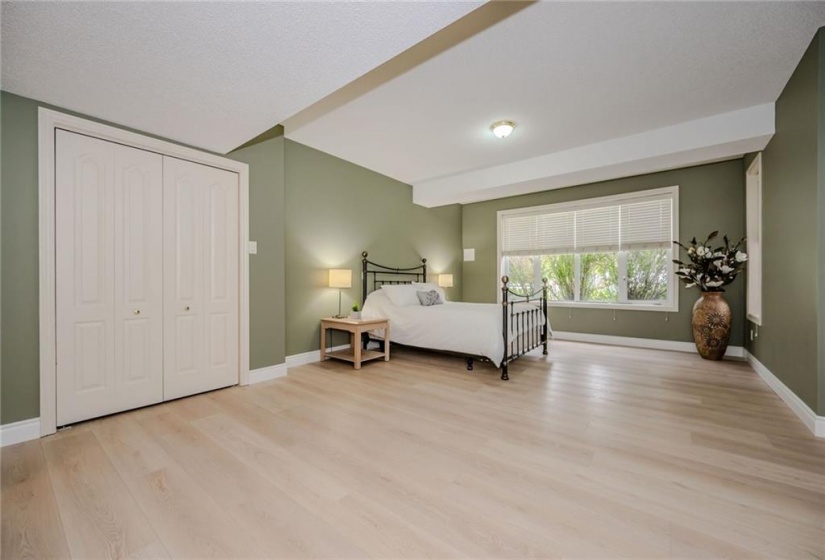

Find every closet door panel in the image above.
[56,131,163,425]
[113,144,164,408]
[174,178,201,303]
[203,175,239,378]
[164,158,239,400]
[73,322,107,392]
[165,171,203,387]
[56,131,116,425]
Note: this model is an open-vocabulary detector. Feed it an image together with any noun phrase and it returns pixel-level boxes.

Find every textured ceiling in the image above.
[285,2,825,205]
[0,1,481,154]
[6,1,825,206]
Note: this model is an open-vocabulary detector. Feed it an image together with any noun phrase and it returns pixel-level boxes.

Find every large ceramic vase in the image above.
[691,292,732,360]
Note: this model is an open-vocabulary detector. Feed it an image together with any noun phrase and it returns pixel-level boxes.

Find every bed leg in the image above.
[501,365,509,381]
[543,341,548,355]
[466,358,474,371]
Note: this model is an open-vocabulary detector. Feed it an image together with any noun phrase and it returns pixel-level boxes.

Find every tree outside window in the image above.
[627,249,669,301]
[503,248,669,305]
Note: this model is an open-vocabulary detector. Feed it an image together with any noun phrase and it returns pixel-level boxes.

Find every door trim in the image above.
[38,108,250,436]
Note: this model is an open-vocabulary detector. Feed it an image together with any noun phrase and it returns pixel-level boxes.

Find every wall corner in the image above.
[817,27,825,416]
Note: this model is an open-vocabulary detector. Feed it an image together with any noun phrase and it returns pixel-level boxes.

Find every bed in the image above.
[359,251,551,380]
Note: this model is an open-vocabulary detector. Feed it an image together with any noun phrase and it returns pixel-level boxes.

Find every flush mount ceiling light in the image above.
[490,120,516,139]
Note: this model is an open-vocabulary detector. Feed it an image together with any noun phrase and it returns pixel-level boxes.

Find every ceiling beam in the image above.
[413,104,775,207]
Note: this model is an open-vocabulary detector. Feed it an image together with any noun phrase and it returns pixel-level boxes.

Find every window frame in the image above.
[746,154,763,325]
[496,186,680,312]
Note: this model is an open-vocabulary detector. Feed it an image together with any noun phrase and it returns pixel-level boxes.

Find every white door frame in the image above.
[38,108,250,436]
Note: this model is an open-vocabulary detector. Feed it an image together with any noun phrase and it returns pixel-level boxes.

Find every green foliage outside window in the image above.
[540,254,574,300]
[503,256,535,295]
[580,253,618,302]
[627,249,669,301]
[503,248,670,304]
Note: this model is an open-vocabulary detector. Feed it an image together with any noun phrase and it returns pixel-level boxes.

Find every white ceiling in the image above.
[0,1,481,154]
[285,2,825,206]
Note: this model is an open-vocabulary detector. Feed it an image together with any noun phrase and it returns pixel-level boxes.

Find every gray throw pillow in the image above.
[417,289,443,306]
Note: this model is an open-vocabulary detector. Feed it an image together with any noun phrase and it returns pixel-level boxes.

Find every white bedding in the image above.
[361,290,552,366]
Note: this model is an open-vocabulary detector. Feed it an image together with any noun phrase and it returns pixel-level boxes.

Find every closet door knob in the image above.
[185,306,191,311]
[133,309,141,315]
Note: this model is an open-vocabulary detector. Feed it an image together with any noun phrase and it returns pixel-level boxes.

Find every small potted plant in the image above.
[673,231,747,360]
[350,301,361,320]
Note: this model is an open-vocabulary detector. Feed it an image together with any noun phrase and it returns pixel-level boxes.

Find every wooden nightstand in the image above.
[320,317,390,370]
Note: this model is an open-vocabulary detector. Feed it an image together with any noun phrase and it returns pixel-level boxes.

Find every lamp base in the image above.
[333,289,348,319]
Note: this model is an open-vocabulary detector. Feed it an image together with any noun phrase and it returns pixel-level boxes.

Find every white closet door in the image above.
[56,130,164,425]
[163,157,239,400]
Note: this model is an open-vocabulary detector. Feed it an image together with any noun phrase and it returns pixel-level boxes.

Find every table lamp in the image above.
[329,269,352,318]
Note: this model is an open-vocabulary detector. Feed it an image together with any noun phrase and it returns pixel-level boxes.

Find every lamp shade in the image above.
[438,274,454,288]
[328,269,352,289]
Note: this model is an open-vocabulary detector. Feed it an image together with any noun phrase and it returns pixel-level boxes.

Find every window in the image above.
[498,186,679,312]
[746,154,762,325]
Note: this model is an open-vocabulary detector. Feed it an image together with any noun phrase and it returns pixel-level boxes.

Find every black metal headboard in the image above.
[361,251,427,304]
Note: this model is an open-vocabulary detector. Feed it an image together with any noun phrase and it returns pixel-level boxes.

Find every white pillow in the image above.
[412,281,447,302]
[381,284,421,306]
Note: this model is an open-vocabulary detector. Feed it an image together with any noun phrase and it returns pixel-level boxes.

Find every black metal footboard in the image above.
[500,276,549,380]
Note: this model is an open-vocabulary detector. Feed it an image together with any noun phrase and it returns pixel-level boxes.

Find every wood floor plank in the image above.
[1,441,71,560]
[209,389,563,557]
[194,411,473,559]
[91,415,267,559]
[41,430,169,559]
[134,406,369,558]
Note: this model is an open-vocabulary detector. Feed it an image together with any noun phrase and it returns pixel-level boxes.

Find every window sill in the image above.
[547,301,678,313]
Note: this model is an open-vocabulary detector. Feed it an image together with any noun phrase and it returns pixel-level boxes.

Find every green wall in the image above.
[229,137,286,370]
[284,140,463,356]
[746,30,824,415]
[819,31,825,418]
[461,160,746,346]
[0,91,287,424]
[1,92,40,425]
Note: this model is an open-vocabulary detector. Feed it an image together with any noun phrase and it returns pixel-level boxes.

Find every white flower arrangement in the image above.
[673,231,747,292]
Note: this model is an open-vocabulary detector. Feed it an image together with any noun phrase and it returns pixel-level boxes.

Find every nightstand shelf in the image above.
[320,317,390,370]
[326,348,385,364]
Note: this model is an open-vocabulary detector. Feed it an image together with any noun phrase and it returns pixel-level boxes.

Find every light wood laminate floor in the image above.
[3,341,824,559]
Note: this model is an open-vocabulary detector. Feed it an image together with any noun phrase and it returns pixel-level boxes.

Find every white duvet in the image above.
[361,290,552,366]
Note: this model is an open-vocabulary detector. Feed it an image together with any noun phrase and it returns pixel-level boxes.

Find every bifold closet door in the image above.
[55,130,164,425]
[163,157,239,400]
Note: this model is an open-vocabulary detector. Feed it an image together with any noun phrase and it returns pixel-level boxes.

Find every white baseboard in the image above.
[0,417,41,447]
[286,344,349,368]
[248,363,288,384]
[553,331,746,359]
[746,352,825,438]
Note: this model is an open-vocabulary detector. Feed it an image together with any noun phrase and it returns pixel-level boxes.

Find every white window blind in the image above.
[575,205,620,252]
[500,189,675,256]
[500,211,574,256]
[620,198,673,250]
